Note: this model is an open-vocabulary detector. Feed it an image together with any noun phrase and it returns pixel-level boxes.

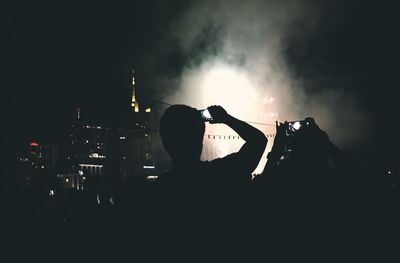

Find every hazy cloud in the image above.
[150,0,369,171]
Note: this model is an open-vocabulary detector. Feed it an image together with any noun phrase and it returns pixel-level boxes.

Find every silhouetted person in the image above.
[156,104,267,260]
[160,104,266,179]
[260,118,361,195]
[252,118,371,259]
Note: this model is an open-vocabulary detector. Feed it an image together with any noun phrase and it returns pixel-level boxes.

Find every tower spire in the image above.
[131,69,139,112]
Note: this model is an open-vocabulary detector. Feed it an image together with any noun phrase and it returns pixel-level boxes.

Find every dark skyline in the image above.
[4,0,400,165]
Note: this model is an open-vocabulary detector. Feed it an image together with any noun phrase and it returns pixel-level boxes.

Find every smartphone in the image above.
[199,109,213,122]
[286,120,306,135]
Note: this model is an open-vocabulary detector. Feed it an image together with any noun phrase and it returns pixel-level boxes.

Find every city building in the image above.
[58,68,158,191]
[16,141,58,170]
[116,68,156,180]
[15,141,58,187]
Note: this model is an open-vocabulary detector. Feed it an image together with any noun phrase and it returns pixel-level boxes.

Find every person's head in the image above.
[160,105,205,165]
[290,119,331,166]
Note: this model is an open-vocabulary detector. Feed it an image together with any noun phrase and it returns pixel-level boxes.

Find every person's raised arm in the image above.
[208,105,267,174]
[261,121,287,176]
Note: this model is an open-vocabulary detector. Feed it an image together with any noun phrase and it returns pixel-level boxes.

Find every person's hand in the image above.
[266,121,287,161]
[274,121,287,148]
[268,121,288,160]
[207,105,229,124]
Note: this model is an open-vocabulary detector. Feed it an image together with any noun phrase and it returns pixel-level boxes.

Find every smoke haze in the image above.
[151,0,369,172]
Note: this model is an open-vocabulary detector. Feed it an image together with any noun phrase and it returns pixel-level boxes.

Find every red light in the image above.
[30,142,39,147]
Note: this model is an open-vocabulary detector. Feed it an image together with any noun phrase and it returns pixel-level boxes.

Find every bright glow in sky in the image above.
[185,63,277,174]
[201,66,257,114]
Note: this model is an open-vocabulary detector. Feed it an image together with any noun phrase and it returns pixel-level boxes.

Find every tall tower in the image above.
[131,69,139,112]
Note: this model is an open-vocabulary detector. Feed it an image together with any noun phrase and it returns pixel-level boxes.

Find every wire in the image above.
[137,95,276,127]
[246,121,275,127]
[138,96,173,107]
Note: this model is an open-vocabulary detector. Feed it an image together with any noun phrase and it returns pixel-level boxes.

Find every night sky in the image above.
[4,0,400,166]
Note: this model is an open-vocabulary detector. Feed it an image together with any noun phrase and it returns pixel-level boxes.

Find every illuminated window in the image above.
[89,153,106,159]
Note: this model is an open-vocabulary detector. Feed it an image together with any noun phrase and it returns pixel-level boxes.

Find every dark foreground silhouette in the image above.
[3,106,400,262]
